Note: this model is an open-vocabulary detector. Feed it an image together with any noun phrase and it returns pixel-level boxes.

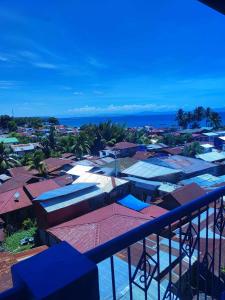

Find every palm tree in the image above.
[0,142,21,172]
[205,107,212,127]
[209,111,221,129]
[175,109,189,129]
[182,142,203,157]
[71,132,91,159]
[28,150,47,176]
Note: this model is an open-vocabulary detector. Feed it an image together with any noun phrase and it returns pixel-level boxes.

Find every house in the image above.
[122,161,181,182]
[202,132,219,143]
[214,136,225,151]
[140,205,168,219]
[66,165,94,177]
[7,166,39,177]
[147,155,218,179]
[199,143,215,153]
[33,183,106,229]
[0,187,33,226]
[46,203,151,252]
[132,151,154,160]
[112,142,139,157]
[180,173,225,190]
[74,172,129,201]
[0,174,11,184]
[10,143,40,156]
[0,137,18,144]
[196,151,225,163]
[43,157,74,175]
[159,183,206,210]
[0,174,39,194]
[25,176,74,200]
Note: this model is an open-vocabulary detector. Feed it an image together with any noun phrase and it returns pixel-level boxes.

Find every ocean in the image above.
[59,112,225,128]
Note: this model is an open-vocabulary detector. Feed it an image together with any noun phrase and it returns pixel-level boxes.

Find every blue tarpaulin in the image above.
[117,194,150,211]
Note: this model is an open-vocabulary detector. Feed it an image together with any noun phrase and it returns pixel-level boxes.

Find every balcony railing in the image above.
[0,186,225,300]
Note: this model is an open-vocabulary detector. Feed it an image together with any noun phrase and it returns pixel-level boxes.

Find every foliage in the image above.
[162,133,192,147]
[22,218,36,230]
[48,117,59,125]
[0,142,21,172]
[28,150,47,176]
[3,226,37,253]
[182,142,203,157]
[175,107,222,129]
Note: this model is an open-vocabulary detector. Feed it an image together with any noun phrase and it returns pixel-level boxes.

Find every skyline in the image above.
[1,0,225,116]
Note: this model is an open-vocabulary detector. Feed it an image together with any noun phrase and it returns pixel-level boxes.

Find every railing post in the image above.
[6,241,100,300]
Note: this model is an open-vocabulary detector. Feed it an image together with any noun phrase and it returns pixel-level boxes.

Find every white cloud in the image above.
[68,103,178,115]
[0,80,21,89]
[32,62,58,69]
[87,56,107,68]
[73,91,83,96]
[0,54,8,62]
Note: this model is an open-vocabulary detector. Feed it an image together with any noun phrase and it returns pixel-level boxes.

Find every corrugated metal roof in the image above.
[74,173,128,193]
[25,180,61,199]
[117,194,150,211]
[180,173,225,188]
[140,205,168,218]
[35,183,97,201]
[0,137,18,144]
[148,155,215,174]
[203,132,218,137]
[196,151,225,162]
[67,165,94,176]
[122,161,180,179]
[47,203,151,253]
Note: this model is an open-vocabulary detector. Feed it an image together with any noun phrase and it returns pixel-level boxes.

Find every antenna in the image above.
[14,191,20,202]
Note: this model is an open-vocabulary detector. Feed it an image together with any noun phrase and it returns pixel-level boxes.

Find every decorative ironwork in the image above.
[181,222,198,257]
[162,282,179,300]
[131,250,158,292]
[215,200,225,234]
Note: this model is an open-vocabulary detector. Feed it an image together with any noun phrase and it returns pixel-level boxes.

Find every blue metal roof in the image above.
[35,183,97,201]
[117,194,150,211]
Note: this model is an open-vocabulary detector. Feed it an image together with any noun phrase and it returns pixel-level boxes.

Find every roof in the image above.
[8,166,38,177]
[162,146,183,155]
[140,205,168,218]
[47,203,151,253]
[180,173,225,188]
[132,151,154,160]
[67,165,94,176]
[148,155,215,175]
[0,137,18,144]
[113,142,138,150]
[0,187,32,215]
[74,173,128,193]
[218,136,225,141]
[122,176,160,190]
[122,161,180,179]
[0,174,11,182]
[25,179,61,199]
[103,157,138,172]
[146,143,168,151]
[196,151,225,162]
[11,143,36,152]
[202,132,219,137]
[0,174,36,193]
[53,175,73,186]
[43,157,73,173]
[117,194,150,211]
[200,143,214,148]
[158,182,180,193]
[163,183,206,206]
[35,183,97,201]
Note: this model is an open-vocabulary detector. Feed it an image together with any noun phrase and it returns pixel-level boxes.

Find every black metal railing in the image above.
[85,187,225,299]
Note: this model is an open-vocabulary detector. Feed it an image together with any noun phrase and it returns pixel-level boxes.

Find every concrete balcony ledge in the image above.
[0,242,99,300]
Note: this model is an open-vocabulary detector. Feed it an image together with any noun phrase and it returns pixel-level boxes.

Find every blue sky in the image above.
[0,0,225,116]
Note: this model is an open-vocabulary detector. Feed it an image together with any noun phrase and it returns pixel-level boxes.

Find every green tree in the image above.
[208,111,221,129]
[28,150,47,176]
[182,142,203,157]
[8,120,17,132]
[48,117,59,125]
[0,142,21,172]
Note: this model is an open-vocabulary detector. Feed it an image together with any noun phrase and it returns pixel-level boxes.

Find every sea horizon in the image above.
[59,111,225,128]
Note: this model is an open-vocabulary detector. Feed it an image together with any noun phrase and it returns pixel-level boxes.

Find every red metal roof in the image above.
[0,187,32,215]
[132,151,154,160]
[25,180,61,199]
[53,175,73,187]
[0,174,36,194]
[113,142,138,150]
[43,157,73,173]
[140,205,169,218]
[8,166,38,177]
[47,203,151,253]
[163,183,206,205]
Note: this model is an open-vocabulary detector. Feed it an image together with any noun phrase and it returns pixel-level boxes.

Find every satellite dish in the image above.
[14,192,20,202]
